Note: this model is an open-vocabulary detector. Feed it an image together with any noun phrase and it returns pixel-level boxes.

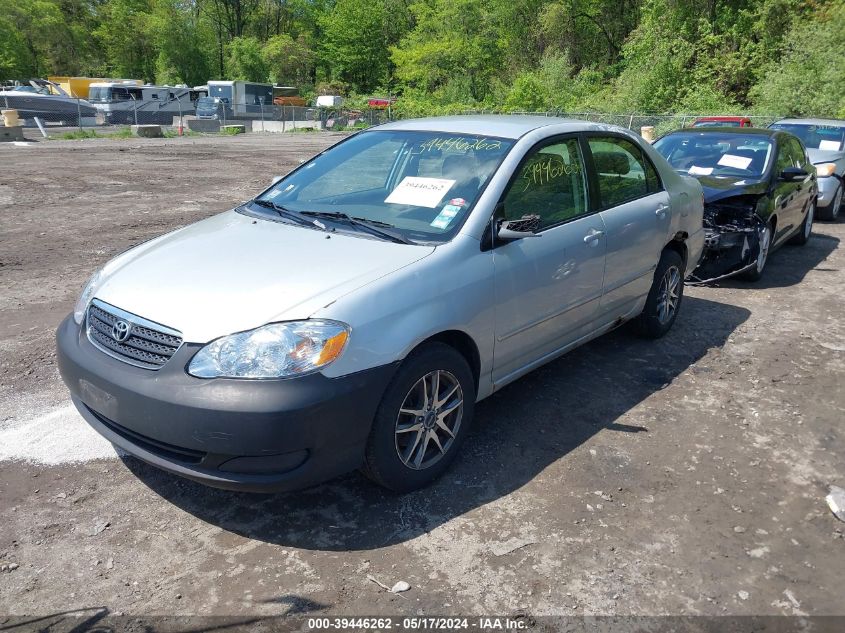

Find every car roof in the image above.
[374,115,615,140]
[664,126,778,137]
[771,118,845,127]
[694,116,749,121]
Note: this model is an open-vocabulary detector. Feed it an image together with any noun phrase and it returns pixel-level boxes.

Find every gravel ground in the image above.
[0,133,843,620]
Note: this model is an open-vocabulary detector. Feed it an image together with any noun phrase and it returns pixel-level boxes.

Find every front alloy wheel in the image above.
[395,370,463,470]
[756,225,771,273]
[741,223,771,281]
[804,202,815,239]
[363,342,475,492]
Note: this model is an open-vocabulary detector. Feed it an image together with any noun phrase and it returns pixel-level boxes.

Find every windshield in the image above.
[769,123,845,153]
[88,87,111,102]
[253,130,514,243]
[653,132,773,178]
[693,120,742,127]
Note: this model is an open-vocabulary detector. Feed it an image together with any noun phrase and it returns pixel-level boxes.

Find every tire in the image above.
[818,184,842,221]
[635,249,684,339]
[739,220,772,282]
[789,200,814,245]
[362,342,475,492]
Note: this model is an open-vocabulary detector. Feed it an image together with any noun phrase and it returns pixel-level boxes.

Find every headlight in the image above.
[815,163,836,177]
[188,320,350,379]
[73,269,105,325]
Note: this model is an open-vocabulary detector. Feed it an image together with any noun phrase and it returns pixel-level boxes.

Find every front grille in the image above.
[86,300,182,370]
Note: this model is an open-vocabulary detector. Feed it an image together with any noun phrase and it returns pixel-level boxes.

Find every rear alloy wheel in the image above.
[635,249,684,339]
[739,222,771,282]
[362,342,474,492]
[789,200,814,246]
[818,185,842,221]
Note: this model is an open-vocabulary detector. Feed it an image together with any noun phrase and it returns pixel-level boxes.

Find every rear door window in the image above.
[587,136,662,208]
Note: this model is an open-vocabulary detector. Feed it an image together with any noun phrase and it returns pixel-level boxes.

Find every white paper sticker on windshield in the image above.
[819,140,842,151]
[385,177,455,208]
[717,154,752,170]
[688,166,714,176]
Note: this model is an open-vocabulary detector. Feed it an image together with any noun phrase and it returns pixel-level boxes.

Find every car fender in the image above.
[313,233,498,400]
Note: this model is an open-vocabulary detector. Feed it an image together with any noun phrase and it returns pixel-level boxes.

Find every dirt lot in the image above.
[0,133,843,621]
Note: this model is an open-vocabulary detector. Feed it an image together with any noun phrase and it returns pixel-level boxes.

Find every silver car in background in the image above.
[57,116,704,493]
[769,118,845,220]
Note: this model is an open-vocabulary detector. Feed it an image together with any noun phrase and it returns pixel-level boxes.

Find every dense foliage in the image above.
[2,0,843,116]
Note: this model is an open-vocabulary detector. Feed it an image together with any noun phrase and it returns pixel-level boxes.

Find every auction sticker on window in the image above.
[430,203,462,229]
[688,165,714,176]
[819,140,842,151]
[385,177,455,208]
[718,154,753,170]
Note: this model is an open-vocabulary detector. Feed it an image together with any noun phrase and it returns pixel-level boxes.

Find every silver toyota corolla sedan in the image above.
[57,116,704,493]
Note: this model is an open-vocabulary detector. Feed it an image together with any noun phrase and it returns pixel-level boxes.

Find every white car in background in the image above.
[769,118,845,220]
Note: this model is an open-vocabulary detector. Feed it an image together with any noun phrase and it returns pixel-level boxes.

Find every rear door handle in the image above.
[583,229,605,244]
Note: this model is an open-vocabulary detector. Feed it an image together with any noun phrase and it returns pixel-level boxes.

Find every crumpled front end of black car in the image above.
[690,196,765,283]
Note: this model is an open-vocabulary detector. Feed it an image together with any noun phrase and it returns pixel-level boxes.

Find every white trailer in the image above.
[88,82,196,124]
[200,81,274,120]
[316,95,343,108]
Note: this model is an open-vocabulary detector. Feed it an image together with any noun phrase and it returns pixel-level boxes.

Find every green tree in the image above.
[539,0,641,71]
[751,2,845,116]
[319,0,390,92]
[225,35,267,81]
[0,16,35,79]
[392,0,504,101]
[6,0,81,78]
[263,33,314,84]
[503,72,551,111]
[94,0,157,81]
[150,0,213,86]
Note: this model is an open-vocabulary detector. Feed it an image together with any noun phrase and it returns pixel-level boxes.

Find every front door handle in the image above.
[655,203,669,217]
[583,229,605,244]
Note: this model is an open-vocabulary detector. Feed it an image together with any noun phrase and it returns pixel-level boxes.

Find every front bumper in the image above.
[56,315,398,492]
[691,226,760,283]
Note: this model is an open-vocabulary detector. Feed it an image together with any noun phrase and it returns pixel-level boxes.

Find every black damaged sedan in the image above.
[654,128,817,283]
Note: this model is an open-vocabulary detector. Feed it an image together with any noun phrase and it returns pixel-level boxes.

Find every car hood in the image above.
[807,147,845,166]
[694,175,769,204]
[94,210,435,342]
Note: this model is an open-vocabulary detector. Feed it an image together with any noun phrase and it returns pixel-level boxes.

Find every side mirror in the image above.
[271,175,283,185]
[497,214,541,241]
[780,166,807,182]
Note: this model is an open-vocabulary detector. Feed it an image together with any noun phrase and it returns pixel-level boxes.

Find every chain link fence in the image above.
[0,96,325,135]
[0,93,782,139]
[449,111,782,138]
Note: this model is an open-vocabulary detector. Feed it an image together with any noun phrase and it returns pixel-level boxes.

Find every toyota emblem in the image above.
[111,320,131,342]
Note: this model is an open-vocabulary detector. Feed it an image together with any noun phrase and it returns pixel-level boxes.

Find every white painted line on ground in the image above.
[0,403,118,464]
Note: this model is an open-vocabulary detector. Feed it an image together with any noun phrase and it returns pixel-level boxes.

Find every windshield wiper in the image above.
[250,199,326,230]
[300,211,414,244]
